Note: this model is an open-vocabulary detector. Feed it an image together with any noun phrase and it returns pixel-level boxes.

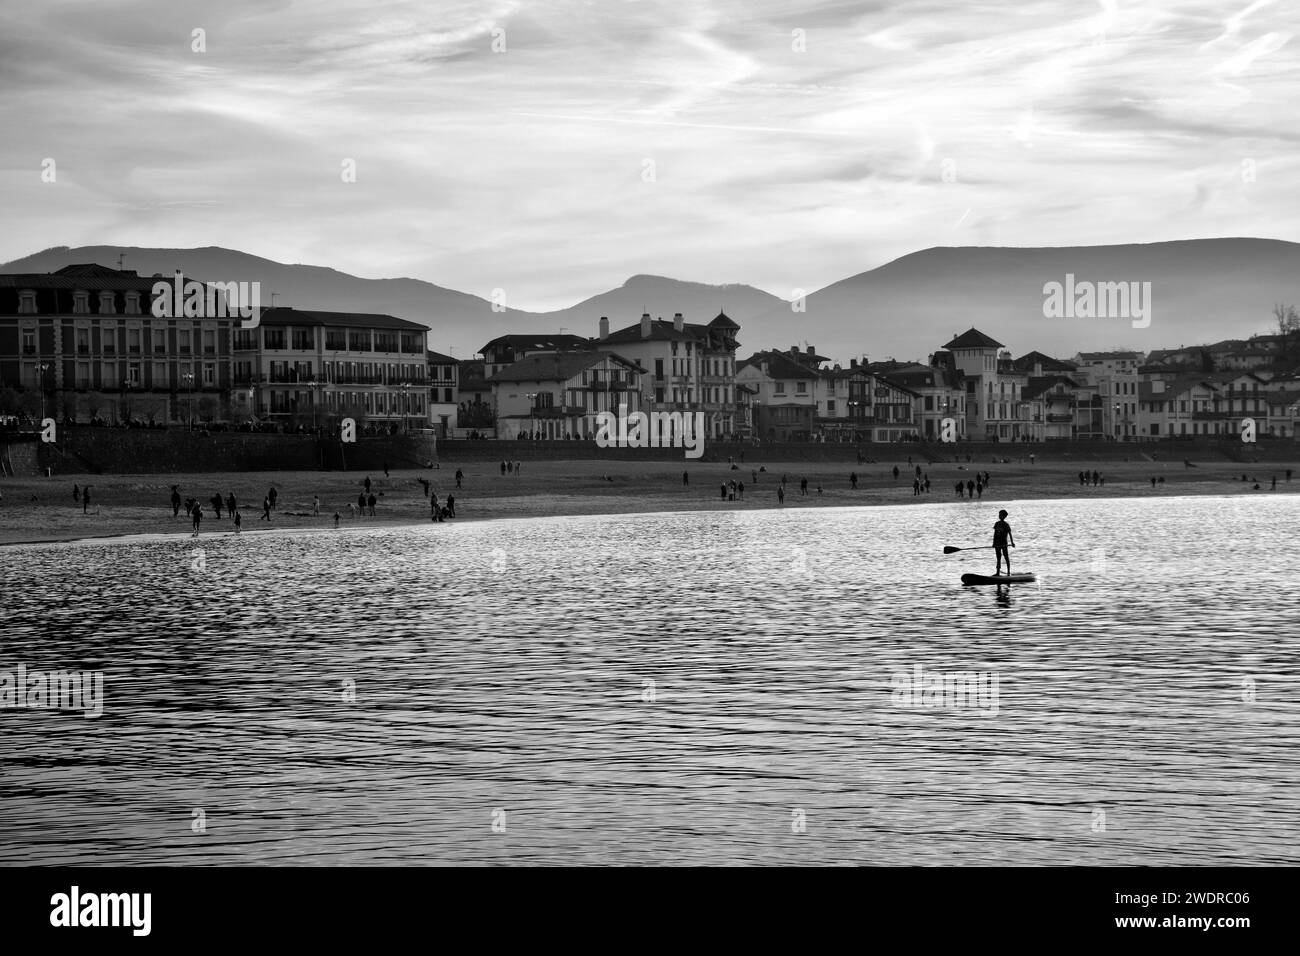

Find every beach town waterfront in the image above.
[1,495,1296,866]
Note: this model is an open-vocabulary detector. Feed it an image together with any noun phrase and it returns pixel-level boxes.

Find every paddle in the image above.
[943,545,994,554]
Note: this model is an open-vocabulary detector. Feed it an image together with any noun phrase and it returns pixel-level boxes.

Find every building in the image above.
[479,333,592,378]
[942,329,1039,441]
[0,263,235,425]
[1072,351,1144,439]
[427,350,458,437]
[877,358,966,441]
[232,307,428,430]
[455,359,494,434]
[736,348,820,441]
[815,360,873,441]
[488,350,645,439]
[596,311,741,439]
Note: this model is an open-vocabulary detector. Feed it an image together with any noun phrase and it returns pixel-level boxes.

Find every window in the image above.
[102,327,116,354]
[796,382,807,394]
[203,330,216,354]
[775,382,786,395]
[292,329,314,350]
[264,329,285,350]
[73,291,90,314]
[99,291,116,315]
[444,387,453,402]
[203,363,216,386]
[76,363,91,388]
[128,328,141,354]
[178,328,192,354]
[76,329,90,354]
[127,363,141,386]
[124,292,141,316]
[827,399,836,413]
[153,362,167,387]
[18,290,37,314]
[21,329,36,355]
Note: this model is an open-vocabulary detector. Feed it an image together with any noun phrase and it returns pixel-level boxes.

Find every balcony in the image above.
[1046,414,1072,423]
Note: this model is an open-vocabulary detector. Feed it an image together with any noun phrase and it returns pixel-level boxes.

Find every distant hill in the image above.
[6,239,1298,364]
[538,273,788,344]
[751,238,1300,363]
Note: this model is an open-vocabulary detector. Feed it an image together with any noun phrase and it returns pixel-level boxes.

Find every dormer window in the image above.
[18,290,37,314]
[73,290,90,314]
[99,291,117,314]
[124,291,141,315]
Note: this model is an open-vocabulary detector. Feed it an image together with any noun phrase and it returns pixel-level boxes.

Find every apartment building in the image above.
[232,307,428,429]
[0,263,235,425]
[736,348,820,441]
[943,329,1040,441]
[1072,351,1144,439]
[596,311,741,439]
[427,350,459,436]
[489,350,645,439]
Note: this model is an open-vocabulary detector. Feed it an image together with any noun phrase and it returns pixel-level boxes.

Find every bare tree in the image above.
[1275,303,1300,362]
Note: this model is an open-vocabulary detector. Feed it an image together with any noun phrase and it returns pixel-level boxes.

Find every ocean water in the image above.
[1,495,1297,865]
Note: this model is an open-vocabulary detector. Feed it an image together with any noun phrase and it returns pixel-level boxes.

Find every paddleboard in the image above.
[961,573,1036,586]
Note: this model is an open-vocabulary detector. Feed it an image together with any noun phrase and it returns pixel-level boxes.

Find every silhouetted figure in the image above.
[850,472,858,490]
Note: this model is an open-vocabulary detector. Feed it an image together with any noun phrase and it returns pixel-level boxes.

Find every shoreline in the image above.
[3,457,1297,547]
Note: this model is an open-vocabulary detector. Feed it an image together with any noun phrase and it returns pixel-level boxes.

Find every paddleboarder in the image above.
[993,509,1015,576]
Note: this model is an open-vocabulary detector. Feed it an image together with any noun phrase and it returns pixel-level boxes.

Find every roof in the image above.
[1077,350,1144,361]
[738,350,820,380]
[1013,350,1077,373]
[426,349,458,363]
[487,350,642,383]
[1023,375,1082,401]
[709,311,740,329]
[943,328,1004,350]
[257,306,426,331]
[0,263,169,291]
[479,333,593,353]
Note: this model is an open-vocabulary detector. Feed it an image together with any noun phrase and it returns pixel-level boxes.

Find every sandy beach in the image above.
[2,454,1297,546]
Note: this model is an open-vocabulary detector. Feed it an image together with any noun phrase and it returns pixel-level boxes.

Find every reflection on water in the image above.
[1,495,1297,865]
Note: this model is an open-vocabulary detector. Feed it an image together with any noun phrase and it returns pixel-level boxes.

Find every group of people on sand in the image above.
[169,484,272,536]
[955,472,991,499]
[499,461,521,476]
[72,483,93,514]
[1079,470,1104,486]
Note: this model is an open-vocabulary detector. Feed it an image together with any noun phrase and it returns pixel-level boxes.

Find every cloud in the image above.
[1,0,1298,310]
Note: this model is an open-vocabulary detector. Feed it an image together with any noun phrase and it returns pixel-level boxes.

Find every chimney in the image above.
[850,358,858,369]
[806,345,815,355]
[599,316,609,340]
[673,312,684,332]
[640,312,651,338]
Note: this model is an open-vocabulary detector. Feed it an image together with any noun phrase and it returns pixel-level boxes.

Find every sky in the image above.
[1,0,1297,310]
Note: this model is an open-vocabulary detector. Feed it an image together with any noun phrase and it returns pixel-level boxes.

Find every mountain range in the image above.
[5,239,1297,365]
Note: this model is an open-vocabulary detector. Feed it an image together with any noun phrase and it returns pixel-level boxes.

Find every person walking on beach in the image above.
[500,461,506,476]
[210,493,223,519]
[455,469,463,489]
[993,509,1015,576]
[892,465,899,481]
[418,477,430,497]
[956,480,965,498]
[364,475,372,494]
[967,479,975,498]
[1079,470,1087,486]
[367,492,376,516]
[738,482,744,500]
[777,485,785,506]
[850,472,858,490]
[268,487,278,510]
[191,503,203,536]
[73,484,80,503]
[261,496,272,521]
[506,461,513,475]
[1151,476,1157,488]
[800,477,808,496]
[683,471,689,486]
[720,482,728,500]
[1091,470,1100,486]
[924,475,931,493]
[313,495,320,516]
[431,493,439,521]
[514,461,521,475]
[446,495,455,518]
[227,492,236,517]
[83,486,91,514]
[234,510,242,533]
[357,492,365,516]
[912,477,920,496]
[171,486,182,518]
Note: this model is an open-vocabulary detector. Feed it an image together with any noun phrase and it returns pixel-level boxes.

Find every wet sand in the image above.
[1,456,1297,546]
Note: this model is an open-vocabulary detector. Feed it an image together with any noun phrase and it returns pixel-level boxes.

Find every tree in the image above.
[1274,303,1300,362]
[197,395,219,423]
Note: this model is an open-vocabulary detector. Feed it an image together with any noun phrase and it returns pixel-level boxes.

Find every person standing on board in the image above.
[993,509,1015,576]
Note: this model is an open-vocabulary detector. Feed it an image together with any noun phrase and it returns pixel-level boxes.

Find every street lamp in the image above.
[525,391,538,439]
[182,371,194,430]
[37,362,50,422]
